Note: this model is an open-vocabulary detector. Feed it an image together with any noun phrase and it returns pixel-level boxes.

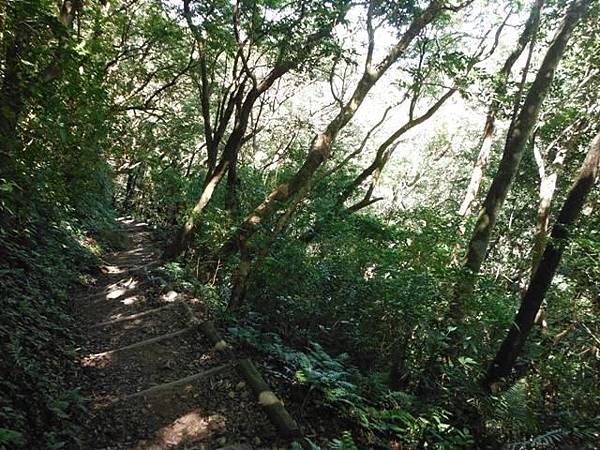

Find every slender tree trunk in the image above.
[458,117,495,218]
[123,168,139,209]
[163,157,231,259]
[164,7,345,260]
[530,123,581,328]
[346,153,389,213]
[529,119,585,275]
[453,0,589,312]
[229,172,314,308]
[390,332,411,389]
[337,144,394,208]
[484,131,600,387]
[457,0,545,218]
[162,83,262,259]
[229,237,252,309]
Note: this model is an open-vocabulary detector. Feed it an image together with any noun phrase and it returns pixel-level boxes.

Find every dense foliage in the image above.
[1,0,598,448]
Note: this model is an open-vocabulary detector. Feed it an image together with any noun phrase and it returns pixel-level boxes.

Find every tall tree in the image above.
[484,130,600,387]
[530,120,578,273]
[336,23,502,212]
[529,63,598,277]
[452,0,591,314]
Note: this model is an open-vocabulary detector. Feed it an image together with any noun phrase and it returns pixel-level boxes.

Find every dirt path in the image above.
[74,218,285,450]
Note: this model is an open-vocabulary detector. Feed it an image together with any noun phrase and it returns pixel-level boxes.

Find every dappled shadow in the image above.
[79,325,281,449]
[89,370,279,450]
[75,219,287,449]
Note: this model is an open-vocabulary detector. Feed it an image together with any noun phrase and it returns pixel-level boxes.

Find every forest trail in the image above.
[73,219,288,450]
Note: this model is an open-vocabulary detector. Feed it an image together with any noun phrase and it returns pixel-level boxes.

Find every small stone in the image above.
[217,437,227,446]
[162,290,179,302]
[228,391,236,399]
[253,437,261,446]
[235,381,246,391]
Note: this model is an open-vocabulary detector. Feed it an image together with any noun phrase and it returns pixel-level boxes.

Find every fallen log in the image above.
[179,299,202,327]
[200,320,231,351]
[179,302,231,352]
[192,315,306,444]
[236,358,300,439]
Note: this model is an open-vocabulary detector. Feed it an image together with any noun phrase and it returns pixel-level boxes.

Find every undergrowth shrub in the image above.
[0,201,118,449]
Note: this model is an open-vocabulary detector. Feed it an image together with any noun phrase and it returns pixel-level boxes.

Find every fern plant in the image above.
[506,427,599,449]
[330,431,359,450]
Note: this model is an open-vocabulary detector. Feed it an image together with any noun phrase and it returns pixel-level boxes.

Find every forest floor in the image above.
[72,219,287,450]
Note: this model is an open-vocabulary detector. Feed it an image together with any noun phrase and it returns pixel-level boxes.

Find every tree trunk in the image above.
[457,0,545,218]
[163,157,232,259]
[229,238,252,309]
[484,131,600,387]
[162,84,262,259]
[453,0,589,311]
[225,150,240,215]
[229,172,315,308]
[458,117,495,218]
[122,168,139,209]
[389,336,410,390]
[530,122,583,327]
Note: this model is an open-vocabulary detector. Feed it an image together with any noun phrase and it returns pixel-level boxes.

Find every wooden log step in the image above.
[87,327,191,359]
[97,260,158,276]
[90,303,178,329]
[103,259,155,267]
[125,261,160,274]
[121,363,232,401]
[105,253,157,262]
[180,304,230,351]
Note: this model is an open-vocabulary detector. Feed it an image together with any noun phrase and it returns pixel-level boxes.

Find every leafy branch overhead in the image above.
[1,0,599,448]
